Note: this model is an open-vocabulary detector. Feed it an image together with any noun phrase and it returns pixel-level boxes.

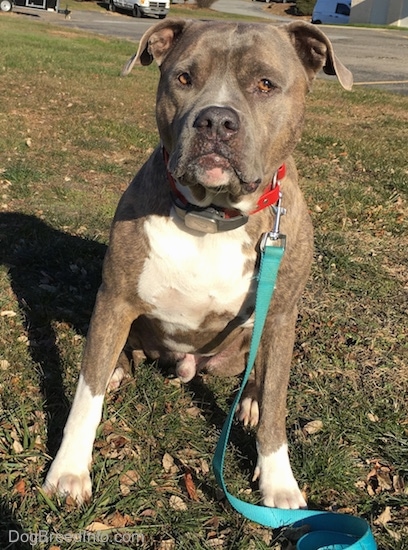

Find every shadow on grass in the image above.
[0,498,31,550]
[0,212,260,508]
[0,212,106,456]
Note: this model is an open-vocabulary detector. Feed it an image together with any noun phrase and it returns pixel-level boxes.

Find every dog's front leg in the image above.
[252,309,307,510]
[43,292,134,503]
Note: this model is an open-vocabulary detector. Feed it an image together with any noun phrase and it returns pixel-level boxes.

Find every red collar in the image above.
[163,148,285,220]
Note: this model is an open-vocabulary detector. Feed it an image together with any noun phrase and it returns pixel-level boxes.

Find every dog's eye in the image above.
[257,79,274,93]
[178,72,192,86]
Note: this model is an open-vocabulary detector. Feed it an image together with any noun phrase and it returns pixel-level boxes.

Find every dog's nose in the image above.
[194,106,240,141]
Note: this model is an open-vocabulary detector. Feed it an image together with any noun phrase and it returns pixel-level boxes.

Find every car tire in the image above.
[132,5,141,17]
[108,0,116,11]
[0,0,13,12]
[158,14,166,19]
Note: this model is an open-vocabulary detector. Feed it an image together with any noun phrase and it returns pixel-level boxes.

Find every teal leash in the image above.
[212,221,377,549]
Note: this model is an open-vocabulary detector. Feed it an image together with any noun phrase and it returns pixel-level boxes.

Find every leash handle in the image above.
[212,243,377,550]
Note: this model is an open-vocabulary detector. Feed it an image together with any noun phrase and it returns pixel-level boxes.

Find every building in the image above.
[350,0,408,26]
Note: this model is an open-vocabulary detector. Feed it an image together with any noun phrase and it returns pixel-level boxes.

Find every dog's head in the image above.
[123,20,352,213]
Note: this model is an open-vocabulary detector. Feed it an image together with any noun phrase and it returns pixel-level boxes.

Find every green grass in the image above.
[0,12,407,550]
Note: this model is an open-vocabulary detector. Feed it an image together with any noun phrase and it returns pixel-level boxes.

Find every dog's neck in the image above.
[162,147,285,234]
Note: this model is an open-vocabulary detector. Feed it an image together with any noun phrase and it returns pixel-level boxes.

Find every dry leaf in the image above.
[374,506,392,526]
[108,510,130,528]
[12,439,23,454]
[169,495,187,511]
[120,471,139,496]
[185,406,202,418]
[140,508,156,518]
[106,434,130,447]
[158,539,175,550]
[1,310,16,317]
[204,517,220,529]
[200,458,210,475]
[392,474,405,493]
[377,470,393,491]
[120,469,139,486]
[14,478,26,496]
[86,521,111,532]
[184,471,199,501]
[0,360,10,370]
[302,420,323,435]
[162,453,175,473]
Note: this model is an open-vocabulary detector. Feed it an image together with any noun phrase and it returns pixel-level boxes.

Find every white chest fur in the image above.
[138,212,256,339]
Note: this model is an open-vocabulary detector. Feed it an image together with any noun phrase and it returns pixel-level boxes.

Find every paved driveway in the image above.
[12,3,408,95]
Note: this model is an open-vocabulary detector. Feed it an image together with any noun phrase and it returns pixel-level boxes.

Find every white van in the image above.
[311,0,351,25]
[108,0,169,18]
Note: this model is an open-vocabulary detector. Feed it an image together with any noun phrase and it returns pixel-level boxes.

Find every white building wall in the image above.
[350,0,407,26]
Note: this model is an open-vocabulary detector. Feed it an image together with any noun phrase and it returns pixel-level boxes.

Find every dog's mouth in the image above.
[173,152,261,200]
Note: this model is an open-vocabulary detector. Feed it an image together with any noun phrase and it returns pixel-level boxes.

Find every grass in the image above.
[0,11,407,550]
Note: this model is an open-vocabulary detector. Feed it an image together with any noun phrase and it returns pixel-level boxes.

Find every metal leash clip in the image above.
[260,193,286,250]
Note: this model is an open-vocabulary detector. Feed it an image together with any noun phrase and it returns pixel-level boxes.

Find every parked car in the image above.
[311,0,351,25]
[0,0,13,11]
[108,0,169,18]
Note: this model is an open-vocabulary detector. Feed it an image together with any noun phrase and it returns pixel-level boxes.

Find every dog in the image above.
[43,19,352,510]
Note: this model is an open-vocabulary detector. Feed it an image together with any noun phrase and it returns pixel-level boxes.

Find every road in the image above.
[13,1,408,95]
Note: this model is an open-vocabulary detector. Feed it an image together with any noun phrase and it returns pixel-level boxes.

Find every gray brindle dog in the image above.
[44,19,352,510]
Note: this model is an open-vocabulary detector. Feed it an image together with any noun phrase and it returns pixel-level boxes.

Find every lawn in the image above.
[0,10,407,550]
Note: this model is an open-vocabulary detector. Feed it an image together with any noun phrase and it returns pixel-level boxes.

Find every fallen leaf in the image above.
[119,469,140,486]
[120,470,139,496]
[158,539,175,550]
[302,420,323,435]
[0,360,10,370]
[139,508,156,518]
[162,453,175,473]
[1,310,16,317]
[383,527,401,542]
[184,471,199,501]
[107,510,130,528]
[393,474,405,493]
[169,495,187,511]
[185,406,202,418]
[85,521,111,532]
[14,478,26,496]
[12,439,23,454]
[374,506,392,526]
[204,517,220,529]
[200,458,210,475]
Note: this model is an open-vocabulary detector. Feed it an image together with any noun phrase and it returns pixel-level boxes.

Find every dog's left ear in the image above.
[284,21,353,91]
[122,18,191,75]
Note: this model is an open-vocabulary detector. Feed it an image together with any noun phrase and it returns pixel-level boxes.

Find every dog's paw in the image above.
[175,354,197,383]
[43,465,92,505]
[107,366,125,392]
[253,445,307,510]
[236,396,259,427]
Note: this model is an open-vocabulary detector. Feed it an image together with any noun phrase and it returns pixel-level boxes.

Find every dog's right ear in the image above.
[122,19,190,75]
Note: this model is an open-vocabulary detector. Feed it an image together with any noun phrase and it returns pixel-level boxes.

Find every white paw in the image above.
[236,396,259,427]
[175,354,197,383]
[43,464,92,505]
[253,444,307,510]
[107,366,125,392]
